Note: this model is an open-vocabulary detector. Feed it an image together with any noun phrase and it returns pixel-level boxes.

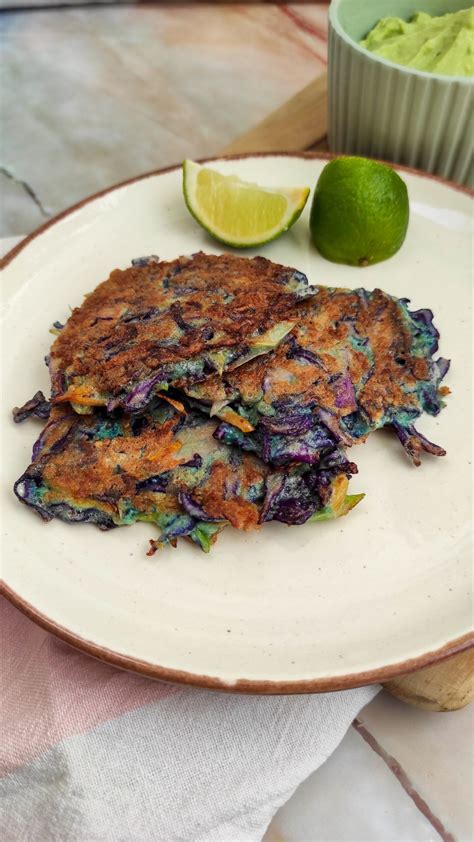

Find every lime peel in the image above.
[183,160,310,248]
[309,156,409,267]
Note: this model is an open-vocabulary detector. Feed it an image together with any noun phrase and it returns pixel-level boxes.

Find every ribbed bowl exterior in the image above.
[328,17,473,187]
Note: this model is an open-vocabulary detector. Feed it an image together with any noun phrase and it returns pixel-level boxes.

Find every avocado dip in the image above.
[360,7,473,76]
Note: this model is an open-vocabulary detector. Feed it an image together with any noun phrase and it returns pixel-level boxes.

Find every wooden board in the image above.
[222,75,328,156]
[385,648,474,712]
[220,73,473,710]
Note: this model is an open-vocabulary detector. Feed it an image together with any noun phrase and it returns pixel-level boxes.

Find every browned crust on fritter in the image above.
[202,286,429,427]
[40,407,182,515]
[49,252,307,400]
[355,289,427,423]
[33,405,267,531]
[191,461,262,530]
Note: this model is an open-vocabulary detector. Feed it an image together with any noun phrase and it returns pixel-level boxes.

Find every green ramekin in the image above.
[328,0,473,186]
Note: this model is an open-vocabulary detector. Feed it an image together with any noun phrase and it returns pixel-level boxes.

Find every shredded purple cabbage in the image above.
[435,357,450,380]
[123,371,166,411]
[172,285,199,296]
[170,303,192,332]
[131,255,160,267]
[136,472,170,493]
[178,492,226,523]
[260,411,314,437]
[316,408,353,446]
[130,415,150,437]
[259,472,318,525]
[181,454,203,469]
[286,337,324,368]
[214,416,339,467]
[31,418,73,461]
[161,514,196,539]
[224,477,240,496]
[48,503,117,530]
[263,424,337,466]
[122,307,163,324]
[392,421,446,466]
[420,388,443,416]
[12,391,51,424]
[14,475,52,521]
[260,451,358,525]
[280,269,315,299]
[319,448,356,473]
[14,474,116,530]
[409,307,439,353]
[333,373,357,411]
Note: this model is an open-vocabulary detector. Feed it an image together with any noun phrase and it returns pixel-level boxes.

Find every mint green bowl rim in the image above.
[329,0,474,85]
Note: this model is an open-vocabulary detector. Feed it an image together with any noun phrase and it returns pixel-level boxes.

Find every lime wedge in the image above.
[183,160,310,248]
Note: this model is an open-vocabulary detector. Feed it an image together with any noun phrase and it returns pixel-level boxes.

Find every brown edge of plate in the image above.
[2,151,473,694]
[1,582,473,694]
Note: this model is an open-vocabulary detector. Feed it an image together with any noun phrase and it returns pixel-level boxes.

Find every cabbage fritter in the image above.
[49,252,315,414]
[184,286,450,466]
[14,400,361,553]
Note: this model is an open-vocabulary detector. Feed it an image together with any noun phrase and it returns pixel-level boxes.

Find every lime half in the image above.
[183,160,310,248]
[309,157,409,267]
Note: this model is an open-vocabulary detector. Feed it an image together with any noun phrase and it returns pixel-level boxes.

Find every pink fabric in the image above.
[0,599,379,842]
[1,597,177,775]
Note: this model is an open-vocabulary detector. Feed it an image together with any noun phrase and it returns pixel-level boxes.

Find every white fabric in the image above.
[1,680,379,842]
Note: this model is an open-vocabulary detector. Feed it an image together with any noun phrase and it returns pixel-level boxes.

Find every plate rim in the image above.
[2,583,472,694]
[2,151,473,693]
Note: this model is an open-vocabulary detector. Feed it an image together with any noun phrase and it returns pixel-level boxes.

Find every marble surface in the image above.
[0,2,328,236]
[266,722,437,842]
[359,693,474,841]
[265,692,474,841]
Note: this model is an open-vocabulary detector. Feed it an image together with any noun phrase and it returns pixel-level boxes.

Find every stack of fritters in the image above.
[13,252,449,553]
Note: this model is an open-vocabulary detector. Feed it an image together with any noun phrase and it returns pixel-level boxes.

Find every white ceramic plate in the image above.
[1,154,472,692]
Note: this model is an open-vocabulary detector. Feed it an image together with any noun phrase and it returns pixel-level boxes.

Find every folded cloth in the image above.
[1,597,379,842]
